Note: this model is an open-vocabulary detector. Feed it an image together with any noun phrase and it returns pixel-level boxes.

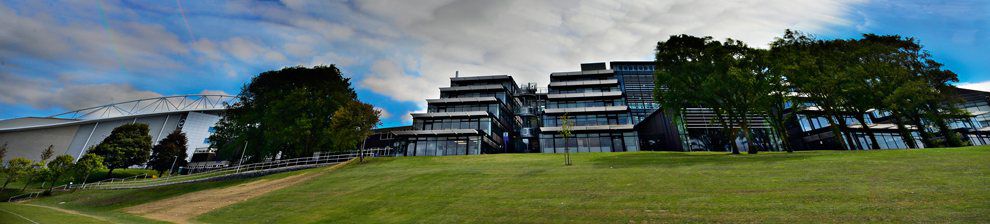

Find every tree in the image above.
[560,113,574,165]
[0,142,7,163]
[21,162,44,192]
[770,31,855,150]
[87,123,152,177]
[1,158,32,193]
[211,65,362,163]
[45,155,74,192]
[148,130,189,176]
[328,101,382,162]
[40,145,54,162]
[73,154,105,185]
[655,35,735,153]
[655,35,774,154]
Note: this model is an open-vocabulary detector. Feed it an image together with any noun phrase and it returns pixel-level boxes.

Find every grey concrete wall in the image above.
[0,125,79,162]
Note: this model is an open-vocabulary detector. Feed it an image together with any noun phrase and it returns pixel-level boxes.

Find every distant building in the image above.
[0,95,234,162]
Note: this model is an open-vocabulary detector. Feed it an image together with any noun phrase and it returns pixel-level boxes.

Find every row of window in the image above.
[428,103,507,117]
[613,65,655,71]
[548,87,620,94]
[441,91,509,103]
[403,136,484,156]
[538,132,639,153]
[542,113,631,126]
[547,99,626,109]
[413,117,496,134]
[848,132,923,150]
[796,114,874,132]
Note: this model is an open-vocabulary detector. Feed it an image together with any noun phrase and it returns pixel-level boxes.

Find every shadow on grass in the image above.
[589,151,827,169]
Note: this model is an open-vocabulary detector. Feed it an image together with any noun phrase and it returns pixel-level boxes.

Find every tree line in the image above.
[654,30,965,154]
[1,124,190,195]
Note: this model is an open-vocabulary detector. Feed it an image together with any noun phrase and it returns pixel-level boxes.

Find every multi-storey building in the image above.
[538,63,640,153]
[393,75,522,156]
[385,61,989,156]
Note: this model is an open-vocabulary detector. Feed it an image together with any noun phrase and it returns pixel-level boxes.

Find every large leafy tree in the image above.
[148,130,189,176]
[328,101,382,162]
[655,35,734,152]
[656,35,777,154]
[211,65,363,163]
[770,31,857,150]
[1,158,32,192]
[45,155,74,192]
[87,123,152,177]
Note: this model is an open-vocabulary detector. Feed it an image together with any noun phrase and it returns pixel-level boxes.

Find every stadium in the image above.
[0,95,235,164]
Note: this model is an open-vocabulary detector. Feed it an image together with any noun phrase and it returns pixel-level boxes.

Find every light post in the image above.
[167,155,178,178]
[236,140,248,173]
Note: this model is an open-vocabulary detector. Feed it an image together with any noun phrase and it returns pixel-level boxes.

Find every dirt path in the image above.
[123,159,354,224]
[20,203,110,222]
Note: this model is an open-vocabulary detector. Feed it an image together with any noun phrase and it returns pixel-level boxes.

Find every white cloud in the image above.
[0,4,188,72]
[0,72,163,110]
[199,89,231,96]
[360,60,442,103]
[958,81,990,92]
[345,0,864,103]
[374,107,392,118]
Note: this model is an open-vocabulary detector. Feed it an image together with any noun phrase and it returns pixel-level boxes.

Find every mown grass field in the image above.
[3,147,989,223]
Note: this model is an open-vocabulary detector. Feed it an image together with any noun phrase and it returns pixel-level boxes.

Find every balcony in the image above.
[543,106,628,114]
[546,91,623,100]
[548,79,619,88]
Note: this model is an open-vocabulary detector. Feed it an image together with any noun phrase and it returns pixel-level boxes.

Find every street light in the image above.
[167,155,178,177]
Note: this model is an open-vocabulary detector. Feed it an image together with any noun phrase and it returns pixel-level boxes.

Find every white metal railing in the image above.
[75,150,380,190]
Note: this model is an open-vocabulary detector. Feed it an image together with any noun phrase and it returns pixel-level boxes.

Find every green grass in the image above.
[20,168,316,223]
[196,147,990,223]
[1,168,158,200]
[0,202,107,224]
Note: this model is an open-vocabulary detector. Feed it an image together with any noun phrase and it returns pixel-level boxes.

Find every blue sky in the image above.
[1,0,987,128]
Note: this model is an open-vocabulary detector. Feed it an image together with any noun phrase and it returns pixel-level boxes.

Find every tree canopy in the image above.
[87,123,152,176]
[211,65,380,163]
[148,130,189,176]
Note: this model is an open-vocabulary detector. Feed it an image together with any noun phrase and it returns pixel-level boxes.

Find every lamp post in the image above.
[236,140,248,173]
[167,155,178,177]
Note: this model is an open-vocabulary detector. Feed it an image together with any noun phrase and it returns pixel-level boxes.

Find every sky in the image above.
[0,0,987,127]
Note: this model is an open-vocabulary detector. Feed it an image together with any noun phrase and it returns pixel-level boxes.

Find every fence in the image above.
[77,151,376,190]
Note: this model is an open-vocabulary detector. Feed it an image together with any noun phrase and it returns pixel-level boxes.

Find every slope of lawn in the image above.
[197,146,990,223]
[0,202,108,224]
[19,168,316,223]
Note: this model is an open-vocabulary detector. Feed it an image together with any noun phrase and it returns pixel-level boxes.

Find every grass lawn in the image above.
[19,168,316,223]
[196,146,990,223]
[0,202,107,224]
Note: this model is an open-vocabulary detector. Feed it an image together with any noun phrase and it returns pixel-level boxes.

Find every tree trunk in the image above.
[20,180,29,192]
[835,115,860,150]
[910,115,934,147]
[742,120,757,154]
[824,112,848,150]
[729,128,741,154]
[855,115,881,149]
[107,168,115,179]
[1,177,12,193]
[933,117,962,147]
[744,129,757,154]
[48,175,57,192]
[890,111,917,149]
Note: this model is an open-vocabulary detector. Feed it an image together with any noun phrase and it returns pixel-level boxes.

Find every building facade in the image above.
[0,95,234,163]
[393,75,521,156]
